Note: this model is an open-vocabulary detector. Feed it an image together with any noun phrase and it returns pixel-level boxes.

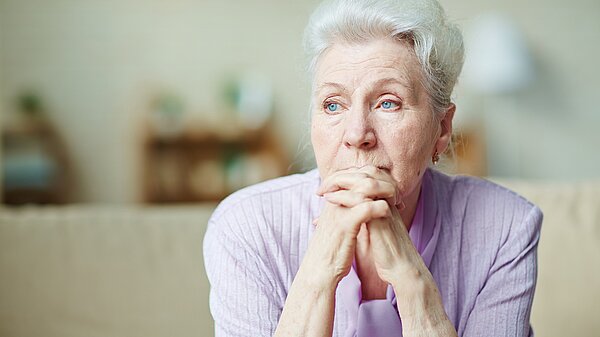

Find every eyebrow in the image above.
[315,77,413,96]
[369,77,413,93]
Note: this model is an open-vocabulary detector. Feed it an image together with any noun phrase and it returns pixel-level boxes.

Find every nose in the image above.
[342,110,377,149]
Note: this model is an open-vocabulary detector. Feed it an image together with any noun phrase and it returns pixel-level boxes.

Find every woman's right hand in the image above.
[303,186,390,287]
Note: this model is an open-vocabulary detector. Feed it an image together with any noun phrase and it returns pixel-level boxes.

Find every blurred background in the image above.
[1,0,598,205]
[1,0,599,337]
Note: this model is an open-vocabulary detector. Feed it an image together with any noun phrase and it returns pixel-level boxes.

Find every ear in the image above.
[434,103,455,155]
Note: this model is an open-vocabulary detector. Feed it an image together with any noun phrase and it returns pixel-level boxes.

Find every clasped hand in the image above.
[310,165,424,291]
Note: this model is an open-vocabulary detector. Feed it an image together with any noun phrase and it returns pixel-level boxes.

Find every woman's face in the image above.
[311,37,451,200]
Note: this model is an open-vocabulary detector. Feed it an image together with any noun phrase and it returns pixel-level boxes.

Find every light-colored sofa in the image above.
[1,179,599,337]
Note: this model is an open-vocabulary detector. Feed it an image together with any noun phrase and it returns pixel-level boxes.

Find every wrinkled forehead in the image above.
[312,38,426,99]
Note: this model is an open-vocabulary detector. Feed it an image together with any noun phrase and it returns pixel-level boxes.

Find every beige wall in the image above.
[1,0,598,202]
[0,0,322,202]
[444,0,600,179]
[0,17,2,202]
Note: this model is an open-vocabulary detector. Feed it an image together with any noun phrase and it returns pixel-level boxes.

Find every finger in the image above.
[317,171,368,195]
[317,165,391,195]
[348,200,390,227]
[356,222,370,249]
[319,172,379,194]
[366,217,388,237]
[321,173,396,202]
[356,165,398,188]
[356,167,403,206]
[324,190,369,207]
[367,208,409,242]
[357,165,380,176]
[354,178,396,201]
[316,167,358,195]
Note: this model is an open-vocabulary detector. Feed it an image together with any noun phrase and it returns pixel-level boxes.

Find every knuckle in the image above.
[354,191,366,202]
[358,172,369,179]
[385,183,396,196]
[362,165,377,175]
[368,179,379,190]
[359,178,377,192]
[375,200,390,215]
[355,202,373,216]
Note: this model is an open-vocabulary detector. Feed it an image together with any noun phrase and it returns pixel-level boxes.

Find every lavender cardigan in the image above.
[204,168,543,337]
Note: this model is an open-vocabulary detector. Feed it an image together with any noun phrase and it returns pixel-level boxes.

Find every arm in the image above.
[273,247,338,337]
[370,206,458,337]
[204,217,283,337]
[382,206,542,337]
[462,205,543,337]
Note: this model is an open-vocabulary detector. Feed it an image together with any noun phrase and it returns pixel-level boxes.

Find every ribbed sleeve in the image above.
[204,213,282,337]
[203,172,320,337]
[429,173,544,337]
[461,205,543,337]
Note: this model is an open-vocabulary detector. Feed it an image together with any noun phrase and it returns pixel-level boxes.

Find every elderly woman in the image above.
[204,0,542,336]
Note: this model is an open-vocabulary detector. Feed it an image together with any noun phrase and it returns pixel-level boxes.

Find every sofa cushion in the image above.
[0,205,215,337]
[494,179,600,337]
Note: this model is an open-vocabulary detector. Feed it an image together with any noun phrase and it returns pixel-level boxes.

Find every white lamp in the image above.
[460,13,535,177]
[462,13,534,95]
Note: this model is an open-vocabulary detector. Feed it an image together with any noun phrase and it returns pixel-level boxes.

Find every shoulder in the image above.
[429,168,542,227]
[203,170,320,288]
[428,170,543,320]
[429,169,543,268]
[204,169,320,261]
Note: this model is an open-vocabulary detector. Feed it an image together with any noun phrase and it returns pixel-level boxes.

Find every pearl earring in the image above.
[432,151,440,165]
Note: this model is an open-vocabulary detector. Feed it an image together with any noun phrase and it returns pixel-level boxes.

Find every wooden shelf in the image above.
[2,118,72,204]
[141,121,289,203]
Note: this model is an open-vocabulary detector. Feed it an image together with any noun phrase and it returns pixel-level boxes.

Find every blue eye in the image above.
[381,100,398,110]
[326,103,339,112]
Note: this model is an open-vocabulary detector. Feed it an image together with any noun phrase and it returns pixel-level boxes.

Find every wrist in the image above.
[391,267,443,319]
[392,276,455,336]
[295,261,340,293]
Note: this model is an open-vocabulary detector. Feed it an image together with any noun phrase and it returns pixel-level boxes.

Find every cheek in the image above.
[310,118,325,152]
[311,115,346,178]
[386,124,429,159]
[311,118,335,164]
[384,119,435,179]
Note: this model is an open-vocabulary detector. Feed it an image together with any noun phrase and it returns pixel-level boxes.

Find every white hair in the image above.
[303,0,465,116]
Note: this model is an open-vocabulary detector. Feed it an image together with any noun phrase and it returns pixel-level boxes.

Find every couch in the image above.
[0,179,599,337]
